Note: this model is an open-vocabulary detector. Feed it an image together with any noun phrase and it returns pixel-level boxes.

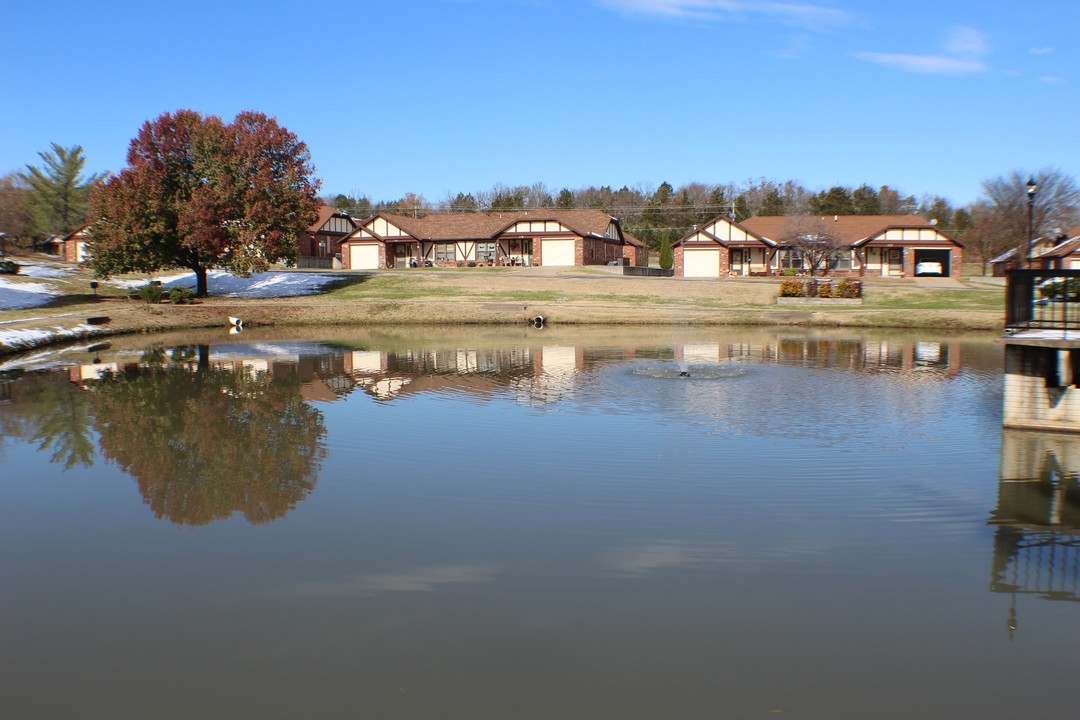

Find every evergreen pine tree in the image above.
[658,231,674,270]
[21,143,101,237]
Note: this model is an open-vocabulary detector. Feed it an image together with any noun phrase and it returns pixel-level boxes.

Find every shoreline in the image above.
[0,293,1003,358]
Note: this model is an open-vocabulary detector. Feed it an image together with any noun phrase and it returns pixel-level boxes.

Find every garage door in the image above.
[349,244,380,270]
[542,239,576,266]
[683,248,720,278]
[913,249,950,276]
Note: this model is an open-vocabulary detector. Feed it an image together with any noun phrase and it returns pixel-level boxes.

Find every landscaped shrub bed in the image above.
[779,278,804,297]
[778,277,862,299]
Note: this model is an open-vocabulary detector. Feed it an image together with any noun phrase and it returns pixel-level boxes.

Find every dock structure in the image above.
[1004,269,1080,431]
[995,270,1080,636]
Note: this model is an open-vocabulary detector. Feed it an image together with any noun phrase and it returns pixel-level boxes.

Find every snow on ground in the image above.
[16,262,74,279]
[0,276,60,310]
[0,323,99,355]
[110,270,341,298]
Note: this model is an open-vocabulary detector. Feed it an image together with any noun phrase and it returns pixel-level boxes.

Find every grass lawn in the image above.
[1,257,1007,357]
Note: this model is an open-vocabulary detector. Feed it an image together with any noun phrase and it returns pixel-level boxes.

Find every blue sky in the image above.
[2,0,1075,206]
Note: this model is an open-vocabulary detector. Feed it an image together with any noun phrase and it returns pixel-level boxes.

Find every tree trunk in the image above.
[197,345,210,373]
[195,266,209,297]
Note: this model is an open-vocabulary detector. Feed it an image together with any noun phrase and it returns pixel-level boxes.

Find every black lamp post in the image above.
[1026,177,1038,269]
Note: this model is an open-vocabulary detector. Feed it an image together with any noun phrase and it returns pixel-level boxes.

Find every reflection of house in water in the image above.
[343,345,616,403]
[673,337,962,377]
[990,429,1080,637]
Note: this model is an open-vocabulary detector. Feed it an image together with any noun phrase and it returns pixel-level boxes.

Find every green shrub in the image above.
[658,233,673,270]
[781,268,798,277]
[834,278,862,298]
[135,282,165,305]
[0,259,19,275]
[467,261,477,267]
[1040,278,1080,299]
[779,278,805,297]
[169,286,196,304]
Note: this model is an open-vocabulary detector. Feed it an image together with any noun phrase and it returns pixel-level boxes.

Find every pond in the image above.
[0,327,1077,719]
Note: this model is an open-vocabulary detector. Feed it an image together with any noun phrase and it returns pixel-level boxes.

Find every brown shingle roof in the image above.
[741,215,936,244]
[368,209,621,242]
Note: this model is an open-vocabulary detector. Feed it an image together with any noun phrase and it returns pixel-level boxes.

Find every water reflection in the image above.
[992,342,1080,638]
[0,333,987,528]
[1,344,327,526]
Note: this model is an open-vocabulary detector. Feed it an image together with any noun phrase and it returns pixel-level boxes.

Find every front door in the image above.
[887,248,903,276]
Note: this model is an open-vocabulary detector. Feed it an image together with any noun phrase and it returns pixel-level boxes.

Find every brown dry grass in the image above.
[0,265,1004,357]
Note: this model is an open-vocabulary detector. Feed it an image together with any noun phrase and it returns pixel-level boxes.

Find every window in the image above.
[435,243,455,262]
[477,242,496,262]
[830,252,852,270]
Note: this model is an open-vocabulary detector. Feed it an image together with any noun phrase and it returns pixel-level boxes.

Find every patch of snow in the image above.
[109,271,197,289]
[109,270,339,298]
[0,276,59,310]
[0,323,99,354]
[16,262,74,278]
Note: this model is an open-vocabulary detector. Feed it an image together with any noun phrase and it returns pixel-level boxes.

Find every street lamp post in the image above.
[1026,177,1038,269]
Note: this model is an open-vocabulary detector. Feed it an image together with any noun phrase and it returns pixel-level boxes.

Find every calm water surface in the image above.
[0,327,1076,719]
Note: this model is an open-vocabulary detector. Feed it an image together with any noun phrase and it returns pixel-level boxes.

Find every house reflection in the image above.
[54,335,970,408]
[673,337,962,377]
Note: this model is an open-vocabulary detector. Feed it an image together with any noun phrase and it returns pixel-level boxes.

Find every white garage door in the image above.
[683,248,720,278]
[542,239,576,266]
[349,244,380,270]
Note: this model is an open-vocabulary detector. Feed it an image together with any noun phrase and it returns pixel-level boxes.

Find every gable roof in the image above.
[307,205,356,233]
[674,215,775,248]
[741,215,939,245]
[60,224,91,242]
[352,209,624,243]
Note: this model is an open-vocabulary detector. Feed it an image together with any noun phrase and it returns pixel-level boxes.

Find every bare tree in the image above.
[980,168,1080,238]
[0,173,34,245]
[971,168,1080,271]
[779,216,850,276]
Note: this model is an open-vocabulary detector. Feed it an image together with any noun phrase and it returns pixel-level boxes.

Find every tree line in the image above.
[2,114,1078,278]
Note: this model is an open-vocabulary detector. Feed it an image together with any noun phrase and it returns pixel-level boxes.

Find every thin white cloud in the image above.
[1039,76,1067,84]
[857,24,989,76]
[855,52,986,76]
[596,0,850,28]
[1030,46,1054,55]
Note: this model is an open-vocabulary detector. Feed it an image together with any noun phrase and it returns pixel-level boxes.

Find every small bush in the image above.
[834,278,862,299]
[779,278,805,297]
[781,268,798,277]
[467,261,477,267]
[0,259,19,275]
[135,282,165,305]
[169,286,196,304]
[1040,278,1080,299]
[817,281,833,298]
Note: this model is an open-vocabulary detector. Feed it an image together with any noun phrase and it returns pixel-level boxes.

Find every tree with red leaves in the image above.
[89,109,320,297]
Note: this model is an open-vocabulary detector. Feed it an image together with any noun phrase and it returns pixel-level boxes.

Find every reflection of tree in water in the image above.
[90,348,327,526]
[0,372,95,470]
